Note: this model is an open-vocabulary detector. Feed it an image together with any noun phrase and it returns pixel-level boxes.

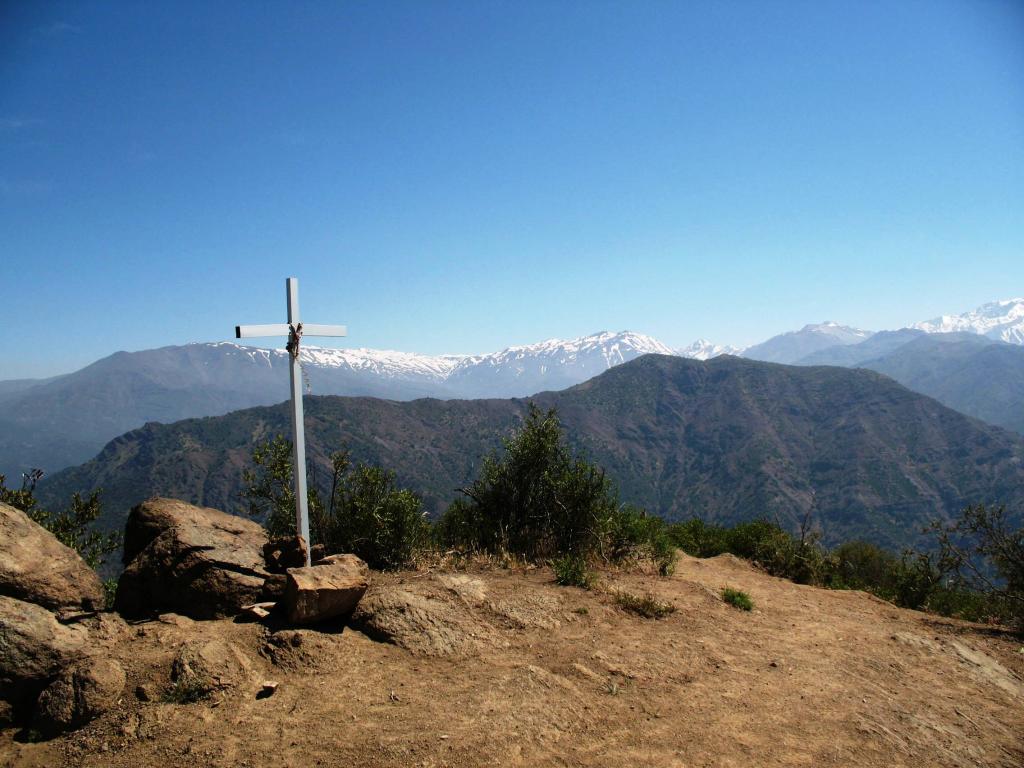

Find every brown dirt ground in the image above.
[2,553,1022,768]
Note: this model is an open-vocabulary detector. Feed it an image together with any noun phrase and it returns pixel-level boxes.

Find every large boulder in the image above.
[32,657,125,736]
[0,596,88,714]
[0,501,105,612]
[116,498,270,620]
[283,554,369,624]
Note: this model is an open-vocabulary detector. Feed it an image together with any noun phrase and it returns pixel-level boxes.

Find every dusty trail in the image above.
[2,553,1021,768]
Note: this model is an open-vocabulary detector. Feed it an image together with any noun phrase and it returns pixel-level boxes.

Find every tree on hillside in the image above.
[930,504,1023,630]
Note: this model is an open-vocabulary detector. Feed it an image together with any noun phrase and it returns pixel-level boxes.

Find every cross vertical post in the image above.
[286,278,310,557]
[234,277,348,567]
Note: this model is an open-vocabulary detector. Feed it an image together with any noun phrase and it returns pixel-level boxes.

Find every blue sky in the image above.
[2,0,1022,378]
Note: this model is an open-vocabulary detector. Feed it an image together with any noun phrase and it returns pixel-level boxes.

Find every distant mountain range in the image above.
[39,354,1024,558]
[741,321,873,364]
[2,298,1023,480]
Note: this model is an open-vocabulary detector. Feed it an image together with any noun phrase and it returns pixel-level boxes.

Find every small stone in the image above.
[239,602,275,620]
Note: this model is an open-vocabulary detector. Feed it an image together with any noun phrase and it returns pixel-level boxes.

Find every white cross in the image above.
[234,277,347,566]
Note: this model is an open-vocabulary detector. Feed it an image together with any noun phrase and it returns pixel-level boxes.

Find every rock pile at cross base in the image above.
[0,496,371,739]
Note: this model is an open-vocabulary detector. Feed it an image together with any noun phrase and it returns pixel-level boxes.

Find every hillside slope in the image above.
[860,334,1024,436]
[3,555,1021,767]
[41,355,1024,553]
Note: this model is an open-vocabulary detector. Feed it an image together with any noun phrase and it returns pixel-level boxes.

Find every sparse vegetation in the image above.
[722,587,753,611]
[102,578,118,610]
[602,678,623,696]
[669,507,1023,632]
[162,676,213,704]
[0,471,120,571]
[613,590,676,619]
[552,554,595,588]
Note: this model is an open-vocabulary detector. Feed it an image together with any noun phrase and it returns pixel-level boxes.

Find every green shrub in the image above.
[829,540,899,592]
[722,587,753,611]
[614,590,676,619]
[670,516,826,585]
[667,519,729,557]
[243,439,429,570]
[607,505,677,576]
[552,554,595,588]
[240,436,296,538]
[311,451,430,571]
[102,578,118,610]
[438,404,676,574]
[442,404,616,558]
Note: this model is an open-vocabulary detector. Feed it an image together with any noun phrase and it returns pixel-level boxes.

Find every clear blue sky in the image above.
[2,0,1022,378]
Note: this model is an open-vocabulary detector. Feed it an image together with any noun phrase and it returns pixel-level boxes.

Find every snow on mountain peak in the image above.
[677,339,744,360]
[911,298,1024,345]
[797,322,873,341]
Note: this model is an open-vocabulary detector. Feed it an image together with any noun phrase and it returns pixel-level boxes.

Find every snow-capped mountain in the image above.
[215,342,458,383]
[677,339,744,360]
[742,322,874,365]
[211,330,676,395]
[444,331,675,398]
[0,331,682,479]
[911,298,1024,345]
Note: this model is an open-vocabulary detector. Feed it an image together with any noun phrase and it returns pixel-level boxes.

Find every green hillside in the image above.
[39,355,1024,554]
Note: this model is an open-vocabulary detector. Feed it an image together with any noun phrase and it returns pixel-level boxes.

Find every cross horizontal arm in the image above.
[235,323,291,338]
[300,324,348,337]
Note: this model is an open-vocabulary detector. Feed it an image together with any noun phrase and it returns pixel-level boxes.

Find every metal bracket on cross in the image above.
[234,277,347,566]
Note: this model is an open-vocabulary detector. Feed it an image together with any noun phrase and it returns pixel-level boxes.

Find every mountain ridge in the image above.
[39,354,1024,558]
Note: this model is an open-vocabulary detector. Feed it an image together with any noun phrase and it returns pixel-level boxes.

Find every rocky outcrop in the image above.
[116,498,270,620]
[283,554,369,624]
[0,595,88,713]
[350,585,481,657]
[0,501,105,612]
[32,658,126,736]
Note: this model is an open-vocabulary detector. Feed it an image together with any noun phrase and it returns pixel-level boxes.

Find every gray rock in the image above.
[116,498,270,620]
[0,501,104,612]
[283,554,369,624]
[33,657,126,735]
[0,595,88,713]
